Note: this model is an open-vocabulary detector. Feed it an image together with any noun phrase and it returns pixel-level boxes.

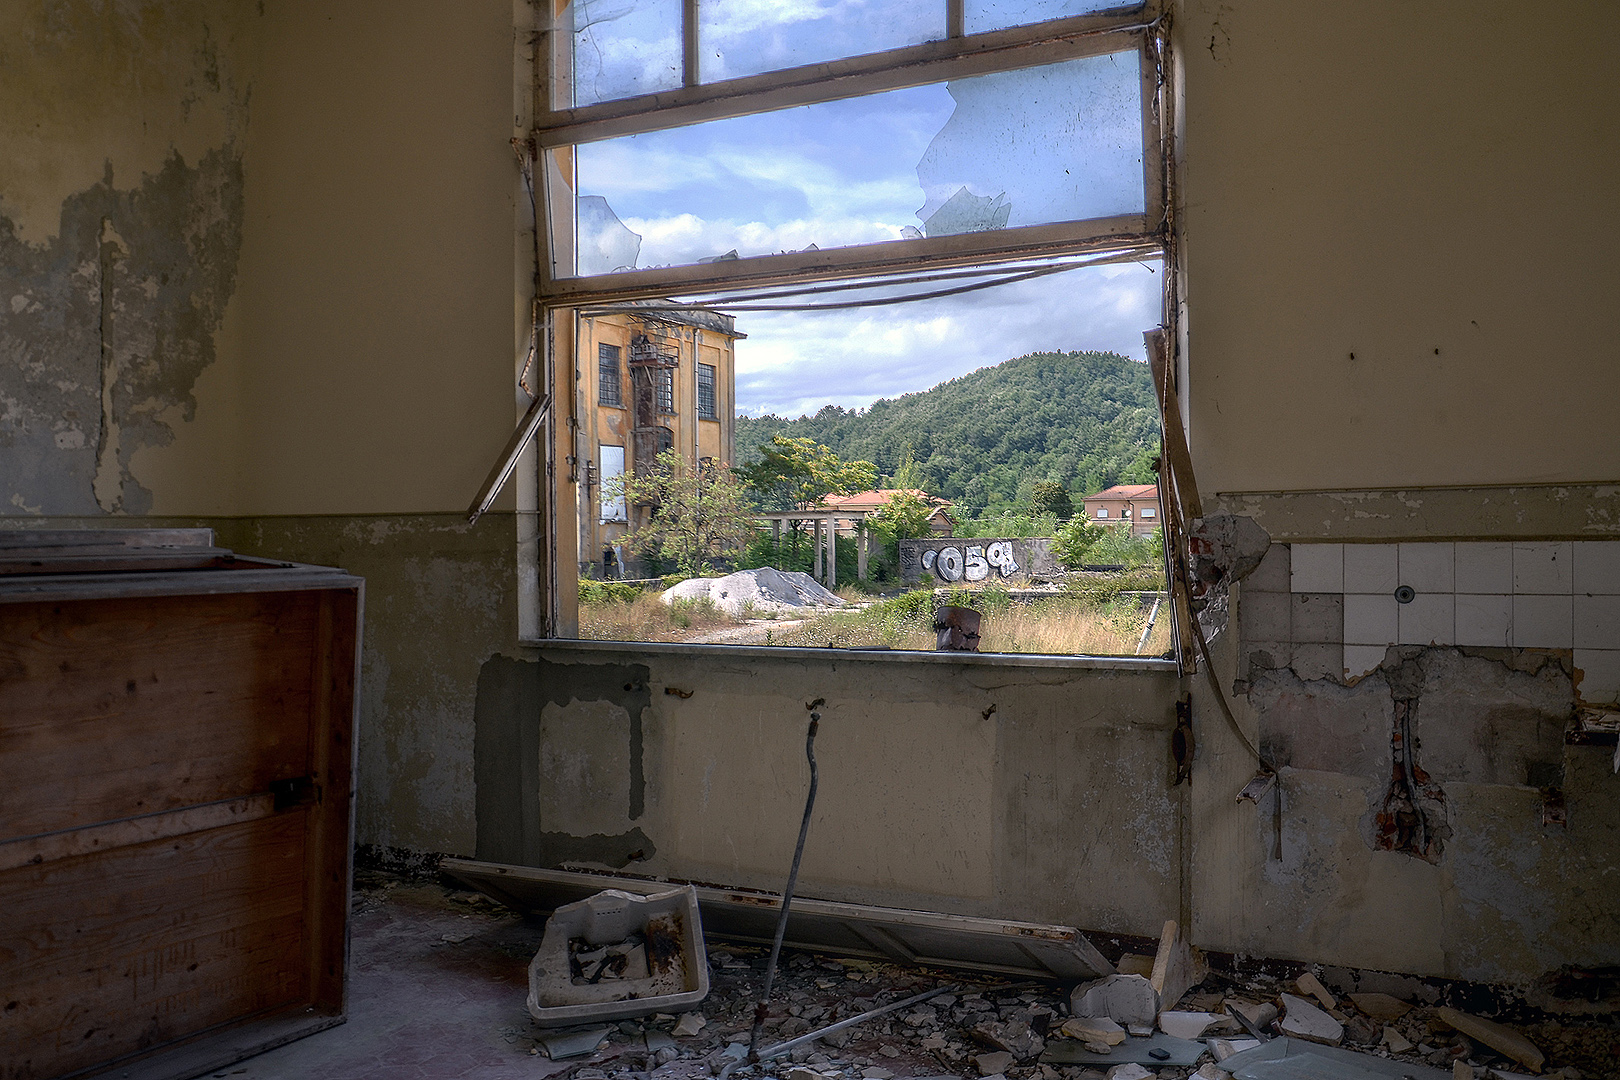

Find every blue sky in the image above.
[571,1,1155,416]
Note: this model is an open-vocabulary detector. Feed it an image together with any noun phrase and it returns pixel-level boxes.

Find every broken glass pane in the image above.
[569,50,1143,277]
[570,0,683,107]
[964,0,1140,35]
[698,0,945,83]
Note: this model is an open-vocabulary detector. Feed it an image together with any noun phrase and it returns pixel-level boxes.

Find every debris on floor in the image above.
[316,869,1619,1080]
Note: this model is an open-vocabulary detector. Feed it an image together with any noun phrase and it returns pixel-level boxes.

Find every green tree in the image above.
[1051,516,1108,569]
[1029,480,1074,521]
[889,444,925,490]
[740,435,878,510]
[608,452,758,578]
[868,490,935,544]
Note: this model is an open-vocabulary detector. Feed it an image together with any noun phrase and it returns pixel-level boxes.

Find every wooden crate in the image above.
[0,529,362,1080]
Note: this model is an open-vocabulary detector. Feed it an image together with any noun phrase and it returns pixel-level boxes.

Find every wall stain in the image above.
[1,145,244,514]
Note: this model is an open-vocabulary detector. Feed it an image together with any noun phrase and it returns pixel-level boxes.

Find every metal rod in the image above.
[747,710,821,1060]
[757,983,957,1062]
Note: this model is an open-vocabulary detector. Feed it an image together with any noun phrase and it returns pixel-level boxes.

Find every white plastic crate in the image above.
[528,886,710,1027]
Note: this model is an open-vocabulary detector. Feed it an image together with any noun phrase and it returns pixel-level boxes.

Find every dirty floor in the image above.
[214,871,1619,1080]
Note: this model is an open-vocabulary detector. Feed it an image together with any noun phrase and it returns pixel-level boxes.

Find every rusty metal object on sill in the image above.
[442,858,1114,981]
[934,605,981,652]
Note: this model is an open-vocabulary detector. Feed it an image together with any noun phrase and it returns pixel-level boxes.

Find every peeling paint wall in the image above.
[0,1,251,516]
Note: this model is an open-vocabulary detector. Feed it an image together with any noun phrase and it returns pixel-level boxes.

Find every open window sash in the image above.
[536,14,1165,303]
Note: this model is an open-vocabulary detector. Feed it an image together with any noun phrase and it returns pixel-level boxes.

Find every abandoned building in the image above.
[2,1,1618,1078]
[576,307,742,580]
[1083,484,1162,536]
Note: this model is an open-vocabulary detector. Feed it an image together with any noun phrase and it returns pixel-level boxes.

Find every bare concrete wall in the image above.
[476,645,1186,937]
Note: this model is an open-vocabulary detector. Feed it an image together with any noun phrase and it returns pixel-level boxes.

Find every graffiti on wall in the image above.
[898,538,1059,585]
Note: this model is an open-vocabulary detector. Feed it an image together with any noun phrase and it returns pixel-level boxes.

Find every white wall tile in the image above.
[1399,593,1454,645]
[1513,542,1573,594]
[1344,544,1398,593]
[1513,594,1572,648]
[1344,644,1388,680]
[1574,594,1620,650]
[1398,543,1454,592]
[1455,543,1513,593]
[1573,542,1620,595]
[1455,594,1512,647]
[1291,543,1343,593]
[1344,593,1399,645]
[1574,649,1620,705]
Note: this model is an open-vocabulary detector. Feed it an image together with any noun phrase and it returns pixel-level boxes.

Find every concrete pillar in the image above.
[772,518,781,568]
[812,519,822,581]
[856,519,868,582]
[825,515,836,589]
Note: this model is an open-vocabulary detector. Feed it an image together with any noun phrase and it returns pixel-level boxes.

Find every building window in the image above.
[656,367,675,414]
[598,344,622,406]
[1096,507,1109,519]
[698,363,717,419]
[657,426,675,454]
[1140,506,1156,519]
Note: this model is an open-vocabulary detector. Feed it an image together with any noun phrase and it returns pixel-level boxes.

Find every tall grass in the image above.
[768,587,1171,656]
[578,590,743,642]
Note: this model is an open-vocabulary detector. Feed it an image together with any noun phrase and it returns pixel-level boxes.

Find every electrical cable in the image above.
[746,708,820,1062]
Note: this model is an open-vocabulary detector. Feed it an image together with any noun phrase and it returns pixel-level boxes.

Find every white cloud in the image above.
[730,260,1162,417]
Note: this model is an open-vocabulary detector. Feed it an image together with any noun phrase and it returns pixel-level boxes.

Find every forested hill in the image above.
[733,350,1160,511]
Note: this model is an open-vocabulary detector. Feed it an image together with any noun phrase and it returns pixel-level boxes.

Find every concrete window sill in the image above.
[523,637,1180,672]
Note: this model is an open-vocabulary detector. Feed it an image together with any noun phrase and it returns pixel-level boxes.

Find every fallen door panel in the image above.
[441,858,1114,981]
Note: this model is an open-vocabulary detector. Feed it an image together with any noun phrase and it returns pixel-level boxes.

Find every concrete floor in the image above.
[227,875,565,1079]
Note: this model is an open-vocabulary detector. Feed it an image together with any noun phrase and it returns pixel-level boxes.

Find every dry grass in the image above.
[768,590,1172,657]
[578,589,744,643]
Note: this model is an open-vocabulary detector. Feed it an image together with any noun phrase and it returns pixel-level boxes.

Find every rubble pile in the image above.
[518,942,1615,1080]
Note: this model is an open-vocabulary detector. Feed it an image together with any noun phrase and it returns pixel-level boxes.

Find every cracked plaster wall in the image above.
[0,1,252,516]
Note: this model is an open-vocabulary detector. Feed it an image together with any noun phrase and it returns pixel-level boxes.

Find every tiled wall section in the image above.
[1240,541,1620,702]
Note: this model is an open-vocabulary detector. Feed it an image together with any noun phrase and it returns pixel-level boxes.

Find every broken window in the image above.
[523,0,1175,654]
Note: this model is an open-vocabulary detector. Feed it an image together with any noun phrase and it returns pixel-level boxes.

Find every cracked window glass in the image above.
[963,0,1138,35]
[570,0,683,107]
[698,0,944,83]
[568,50,1144,277]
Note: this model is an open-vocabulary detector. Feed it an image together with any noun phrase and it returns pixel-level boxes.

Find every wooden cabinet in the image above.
[0,530,362,1080]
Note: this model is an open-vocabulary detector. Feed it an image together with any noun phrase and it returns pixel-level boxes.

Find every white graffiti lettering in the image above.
[921,549,937,571]
[936,546,964,582]
[964,545,989,581]
[985,541,1019,576]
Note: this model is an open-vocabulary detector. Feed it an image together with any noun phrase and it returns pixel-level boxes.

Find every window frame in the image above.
[697,362,717,420]
[533,2,1168,302]
[597,342,623,407]
[523,0,1181,652]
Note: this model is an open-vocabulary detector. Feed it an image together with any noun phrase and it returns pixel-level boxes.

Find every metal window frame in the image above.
[697,362,717,420]
[536,1,1166,303]
[522,1,1181,649]
[597,342,622,407]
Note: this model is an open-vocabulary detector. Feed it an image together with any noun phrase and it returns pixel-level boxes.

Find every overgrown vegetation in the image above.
[606,451,757,578]
[576,589,743,642]
[734,350,1160,511]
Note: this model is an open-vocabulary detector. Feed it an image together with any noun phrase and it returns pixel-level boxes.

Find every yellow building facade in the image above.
[575,307,742,578]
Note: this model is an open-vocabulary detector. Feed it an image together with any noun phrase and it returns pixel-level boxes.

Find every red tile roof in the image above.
[816,489,950,511]
[1083,484,1158,501]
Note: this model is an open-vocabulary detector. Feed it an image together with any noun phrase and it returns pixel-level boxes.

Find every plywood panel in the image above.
[0,813,309,1080]
[0,591,318,839]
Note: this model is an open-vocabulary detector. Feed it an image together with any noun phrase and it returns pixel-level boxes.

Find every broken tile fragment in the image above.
[1206,1038,1261,1062]
[1106,1066,1153,1080]
[1432,1008,1544,1073]
[1279,993,1344,1046]
[1156,1011,1220,1041]
[673,1012,706,1037]
[1228,999,1278,1030]
[1059,1017,1125,1046]
[1351,993,1413,1022]
[861,1069,893,1080]
[1294,971,1337,1011]
[1070,975,1158,1027]
[976,1051,1015,1076]
[787,1069,824,1080]
[1383,1026,1415,1053]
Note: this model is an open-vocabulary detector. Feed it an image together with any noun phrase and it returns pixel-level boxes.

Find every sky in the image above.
[571,0,1157,416]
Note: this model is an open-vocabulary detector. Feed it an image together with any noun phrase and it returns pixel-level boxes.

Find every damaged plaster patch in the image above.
[0,146,243,514]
